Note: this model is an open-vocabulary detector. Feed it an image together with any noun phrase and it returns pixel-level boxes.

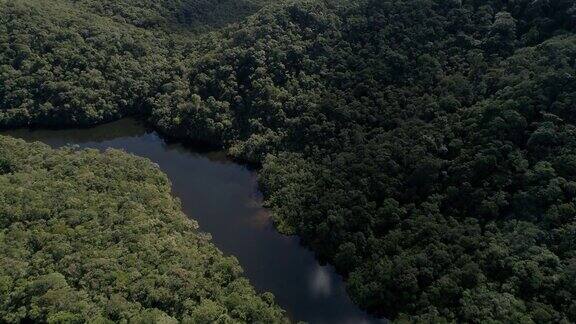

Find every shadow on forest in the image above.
[175,0,263,29]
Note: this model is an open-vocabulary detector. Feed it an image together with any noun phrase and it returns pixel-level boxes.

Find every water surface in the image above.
[2,119,380,324]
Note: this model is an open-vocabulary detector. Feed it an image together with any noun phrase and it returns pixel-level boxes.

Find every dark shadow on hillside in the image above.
[76,0,268,32]
[176,0,264,30]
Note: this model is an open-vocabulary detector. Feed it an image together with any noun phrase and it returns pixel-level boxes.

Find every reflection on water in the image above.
[248,209,272,229]
[2,119,382,324]
[3,119,147,144]
[311,265,332,298]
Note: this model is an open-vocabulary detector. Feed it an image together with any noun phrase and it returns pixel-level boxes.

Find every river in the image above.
[2,118,380,324]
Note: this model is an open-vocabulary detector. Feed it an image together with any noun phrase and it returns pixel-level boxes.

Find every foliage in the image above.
[1,0,576,321]
[151,0,576,321]
[0,0,267,127]
[0,136,287,323]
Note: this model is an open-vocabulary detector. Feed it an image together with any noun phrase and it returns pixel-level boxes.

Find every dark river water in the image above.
[2,119,380,324]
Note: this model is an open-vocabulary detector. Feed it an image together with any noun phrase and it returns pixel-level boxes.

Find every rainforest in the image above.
[1,0,576,322]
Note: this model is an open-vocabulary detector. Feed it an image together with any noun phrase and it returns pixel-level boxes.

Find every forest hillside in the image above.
[1,0,576,321]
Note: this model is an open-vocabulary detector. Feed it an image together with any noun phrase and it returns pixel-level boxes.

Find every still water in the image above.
[2,119,379,324]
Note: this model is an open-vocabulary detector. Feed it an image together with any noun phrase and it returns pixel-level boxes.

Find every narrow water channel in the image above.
[2,118,380,324]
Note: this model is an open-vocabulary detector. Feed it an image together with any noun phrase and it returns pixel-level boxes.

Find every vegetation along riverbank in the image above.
[1,0,576,321]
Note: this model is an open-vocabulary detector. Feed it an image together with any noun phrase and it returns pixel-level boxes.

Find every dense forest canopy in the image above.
[1,0,576,321]
[0,136,287,323]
